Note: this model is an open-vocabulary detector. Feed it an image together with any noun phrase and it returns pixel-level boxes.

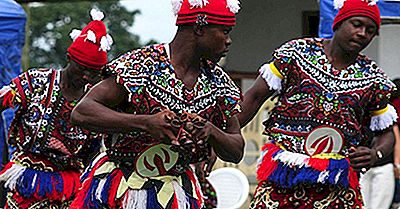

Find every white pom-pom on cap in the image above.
[227,0,240,13]
[86,30,97,43]
[69,29,82,41]
[90,8,104,21]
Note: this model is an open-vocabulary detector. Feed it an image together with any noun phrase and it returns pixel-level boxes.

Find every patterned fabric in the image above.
[263,38,395,155]
[250,181,363,209]
[71,44,242,209]
[0,68,100,208]
[254,38,396,208]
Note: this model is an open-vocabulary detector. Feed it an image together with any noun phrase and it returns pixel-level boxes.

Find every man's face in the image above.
[74,63,102,85]
[199,25,233,62]
[334,16,378,53]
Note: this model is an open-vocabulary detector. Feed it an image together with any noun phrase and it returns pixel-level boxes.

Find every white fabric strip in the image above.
[258,63,282,91]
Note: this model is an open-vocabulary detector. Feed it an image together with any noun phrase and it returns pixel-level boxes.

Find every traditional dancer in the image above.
[0,9,112,209]
[238,0,397,208]
[69,0,244,208]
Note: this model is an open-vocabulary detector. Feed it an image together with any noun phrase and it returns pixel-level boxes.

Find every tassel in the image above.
[258,63,282,91]
[172,181,190,209]
[100,35,113,52]
[1,90,16,108]
[333,0,346,9]
[307,158,330,171]
[107,171,124,209]
[370,104,398,131]
[90,8,104,21]
[0,162,25,191]
[87,30,97,43]
[256,144,281,181]
[122,189,147,209]
[226,0,241,13]
[69,29,82,41]
[147,187,160,209]
[368,0,379,6]
[188,0,209,8]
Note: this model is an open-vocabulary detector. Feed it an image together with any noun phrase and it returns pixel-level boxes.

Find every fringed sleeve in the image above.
[366,69,397,131]
[259,62,283,91]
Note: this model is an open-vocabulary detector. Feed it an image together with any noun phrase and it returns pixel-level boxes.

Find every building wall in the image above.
[226,0,319,73]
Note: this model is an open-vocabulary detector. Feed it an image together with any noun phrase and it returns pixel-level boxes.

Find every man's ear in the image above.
[193,24,204,36]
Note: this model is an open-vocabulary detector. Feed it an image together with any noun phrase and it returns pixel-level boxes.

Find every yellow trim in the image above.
[312,153,345,160]
[269,62,284,80]
[371,105,389,116]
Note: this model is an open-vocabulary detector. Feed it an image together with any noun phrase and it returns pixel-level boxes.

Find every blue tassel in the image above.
[100,173,114,205]
[84,178,102,209]
[16,170,36,198]
[147,187,160,209]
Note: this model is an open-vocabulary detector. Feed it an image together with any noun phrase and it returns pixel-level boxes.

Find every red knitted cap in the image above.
[67,9,113,70]
[333,0,381,31]
[173,0,241,26]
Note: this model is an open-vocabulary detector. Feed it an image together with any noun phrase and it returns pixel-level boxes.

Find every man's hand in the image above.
[144,110,177,143]
[194,150,217,181]
[348,146,378,172]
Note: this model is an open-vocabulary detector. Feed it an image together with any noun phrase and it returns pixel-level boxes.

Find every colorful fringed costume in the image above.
[250,38,397,209]
[69,44,241,209]
[0,68,101,209]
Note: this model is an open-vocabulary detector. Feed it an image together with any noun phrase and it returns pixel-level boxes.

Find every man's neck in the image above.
[324,39,359,70]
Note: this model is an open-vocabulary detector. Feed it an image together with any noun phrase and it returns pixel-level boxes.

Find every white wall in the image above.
[226,0,319,73]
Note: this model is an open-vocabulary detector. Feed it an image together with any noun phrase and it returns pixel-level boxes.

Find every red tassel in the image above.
[256,143,280,181]
[185,169,203,207]
[70,155,109,209]
[60,170,80,201]
[2,91,16,108]
[108,170,123,209]
[347,159,359,190]
[171,193,179,209]
[307,158,330,171]
[0,162,15,175]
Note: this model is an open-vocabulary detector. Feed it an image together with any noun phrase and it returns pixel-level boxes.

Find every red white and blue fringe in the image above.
[71,153,202,209]
[257,143,359,189]
[0,162,80,201]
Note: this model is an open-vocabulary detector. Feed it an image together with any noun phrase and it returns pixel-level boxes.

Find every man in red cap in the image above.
[237,0,397,208]
[0,9,112,209]
[69,0,244,208]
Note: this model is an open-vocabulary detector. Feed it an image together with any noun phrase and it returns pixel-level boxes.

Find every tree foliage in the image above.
[28,0,146,68]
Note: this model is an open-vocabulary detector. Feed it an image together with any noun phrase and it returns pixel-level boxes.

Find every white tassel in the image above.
[273,151,309,168]
[69,29,81,41]
[333,0,346,9]
[367,0,379,6]
[370,104,398,131]
[317,170,330,183]
[0,86,12,97]
[226,0,241,13]
[0,163,26,191]
[172,0,184,15]
[95,178,107,203]
[188,0,209,8]
[334,169,343,183]
[86,30,96,43]
[259,63,282,92]
[100,35,112,52]
[90,8,104,21]
[122,189,147,209]
[172,181,190,209]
